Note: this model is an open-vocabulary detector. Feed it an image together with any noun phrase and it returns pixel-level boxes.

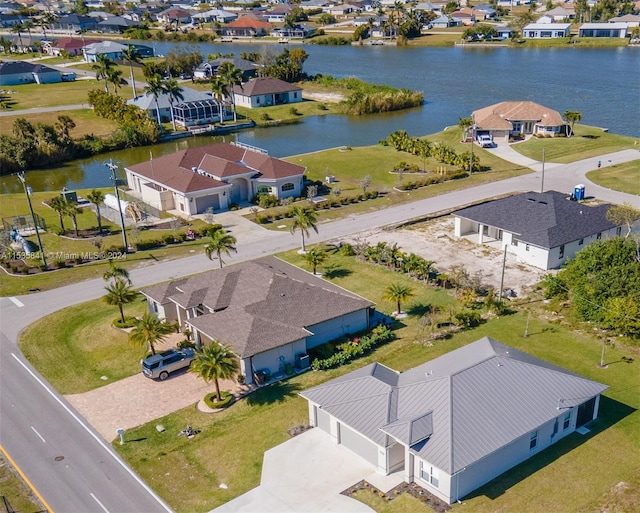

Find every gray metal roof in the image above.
[301,336,608,474]
[128,86,213,111]
[453,191,617,249]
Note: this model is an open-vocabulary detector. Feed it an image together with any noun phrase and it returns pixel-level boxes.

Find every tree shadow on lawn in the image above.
[246,380,302,407]
[323,266,352,280]
[463,395,636,502]
[406,302,432,317]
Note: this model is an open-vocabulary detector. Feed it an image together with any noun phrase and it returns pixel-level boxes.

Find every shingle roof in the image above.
[233,77,302,97]
[301,337,608,474]
[453,191,617,249]
[473,101,565,129]
[142,257,374,358]
[0,61,58,76]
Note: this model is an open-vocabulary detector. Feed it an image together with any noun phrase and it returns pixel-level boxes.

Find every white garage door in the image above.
[339,423,378,466]
[317,408,331,433]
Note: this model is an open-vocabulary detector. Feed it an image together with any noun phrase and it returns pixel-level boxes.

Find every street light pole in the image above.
[105,160,129,252]
[17,171,47,270]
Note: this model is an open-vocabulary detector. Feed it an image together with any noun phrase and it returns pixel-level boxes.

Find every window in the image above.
[293,92,298,98]
[530,430,538,450]
[525,244,530,252]
[511,239,518,247]
[559,245,565,258]
[420,462,439,488]
[578,239,584,245]
[257,185,271,194]
[563,412,571,430]
[597,232,602,240]
[281,183,294,192]
[256,97,260,104]
[616,227,622,236]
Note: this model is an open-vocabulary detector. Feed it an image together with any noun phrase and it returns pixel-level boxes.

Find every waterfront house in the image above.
[221,16,272,37]
[43,37,86,57]
[579,22,628,38]
[452,190,623,270]
[127,86,219,126]
[522,22,571,38]
[124,142,306,214]
[232,77,303,109]
[193,57,258,81]
[301,336,608,504]
[608,14,640,27]
[141,256,375,384]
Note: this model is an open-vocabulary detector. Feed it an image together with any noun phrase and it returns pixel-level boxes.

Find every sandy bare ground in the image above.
[344,217,547,297]
[302,91,346,103]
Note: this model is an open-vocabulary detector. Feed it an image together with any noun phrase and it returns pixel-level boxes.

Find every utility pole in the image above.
[469,115,476,173]
[105,160,129,252]
[498,244,507,301]
[540,147,545,193]
[17,172,47,270]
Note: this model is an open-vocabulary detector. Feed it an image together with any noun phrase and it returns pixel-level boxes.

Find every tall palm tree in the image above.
[86,189,105,234]
[204,229,237,268]
[103,258,131,285]
[210,75,228,123]
[164,78,184,131]
[289,206,318,253]
[383,282,415,316]
[129,311,175,356]
[63,201,82,237]
[107,67,124,95]
[143,74,167,126]
[22,20,34,42]
[304,246,328,275]
[49,195,67,232]
[122,45,142,98]
[190,342,239,402]
[103,279,137,324]
[217,62,243,122]
[92,54,115,93]
[11,22,24,50]
[54,115,75,143]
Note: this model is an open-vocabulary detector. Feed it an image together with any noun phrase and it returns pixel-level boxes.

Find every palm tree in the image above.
[383,282,415,316]
[204,229,237,268]
[164,78,184,131]
[107,67,124,95]
[22,20,34,42]
[49,195,67,232]
[143,74,167,126]
[92,54,115,93]
[210,75,229,123]
[122,45,142,98]
[218,62,243,122]
[63,201,82,237]
[86,189,105,233]
[11,22,24,50]
[289,206,318,253]
[103,279,137,324]
[190,342,239,402]
[304,246,329,275]
[129,311,175,356]
[103,258,131,285]
[54,115,75,143]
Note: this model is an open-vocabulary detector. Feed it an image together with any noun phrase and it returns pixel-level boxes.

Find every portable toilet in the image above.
[574,184,585,201]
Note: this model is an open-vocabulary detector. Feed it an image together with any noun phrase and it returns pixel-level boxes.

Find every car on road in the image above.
[477,134,494,147]
[141,348,196,380]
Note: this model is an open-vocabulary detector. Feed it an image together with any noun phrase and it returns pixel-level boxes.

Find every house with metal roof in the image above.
[579,22,629,38]
[124,142,306,214]
[141,256,375,384]
[301,337,608,504]
[232,77,302,109]
[522,22,571,39]
[452,190,622,270]
[0,60,63,86]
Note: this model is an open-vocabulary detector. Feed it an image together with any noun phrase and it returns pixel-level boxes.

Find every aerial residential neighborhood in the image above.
[0,0,639,512]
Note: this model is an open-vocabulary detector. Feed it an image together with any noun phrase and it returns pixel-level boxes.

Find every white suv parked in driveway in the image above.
[477,134,494,148]
[141,348,196,380]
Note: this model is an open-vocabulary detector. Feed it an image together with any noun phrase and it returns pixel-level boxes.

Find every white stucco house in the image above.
[232,77,303,109]
[579,22,628,38]
[124,143,306,215]
[141,257,375,384]
[452,190,623,270]
[522,23,571,38]
[301,337,608,505]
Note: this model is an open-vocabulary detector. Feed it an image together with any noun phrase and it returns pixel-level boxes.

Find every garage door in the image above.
[317,408,331,433]
[339,423,378,466]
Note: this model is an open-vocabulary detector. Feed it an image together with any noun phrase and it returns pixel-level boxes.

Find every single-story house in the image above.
[263,4,293,23]
[522,23,571,38]
[579,22,628,38]
[221,16,272,37]
[431,15,460,28]
[193,57,258,81]
[300,0,332,10]
[537,6,575,23]
[472,100,567,141]
[191,9,238,24]
[141,256,375,384]
[495,25,515,39]
[83,40,153,62]
[124,142,306,214]
[271,24,316,38]
[415,2,444,15]
[609,14,640,27]
[0,60,63,86]
[96,16,140,33]
[53,14,96,33]
[157,7,192,25]
[452,190,623,270]
[232,77,303,109]
[301,336,608,504]
[43,37,86,57]
[127,86,221,126]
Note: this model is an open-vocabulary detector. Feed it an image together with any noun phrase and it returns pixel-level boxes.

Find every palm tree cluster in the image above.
[359,241,436,283]
[91,54,124,95]
[143,73,184,130]
[209,62,243,123]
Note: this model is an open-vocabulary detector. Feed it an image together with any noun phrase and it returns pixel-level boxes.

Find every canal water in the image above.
[2,43,638,193]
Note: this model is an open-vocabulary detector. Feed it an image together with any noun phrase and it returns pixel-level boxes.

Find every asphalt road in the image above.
[0,149,637,512]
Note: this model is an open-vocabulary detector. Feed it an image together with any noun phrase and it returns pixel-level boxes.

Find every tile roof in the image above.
[141,257,374,358]
[301,337,608,474]
[453,190,617,248]
[226,16,272,29]
[473,101,565,129]
[233,77,302,97]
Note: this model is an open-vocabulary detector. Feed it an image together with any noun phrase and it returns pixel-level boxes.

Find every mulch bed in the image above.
[342,479,451,512]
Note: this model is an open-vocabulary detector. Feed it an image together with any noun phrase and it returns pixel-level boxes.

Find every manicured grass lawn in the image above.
[586,160,640,196]
[19,296,148,394]
[237,99,342,126]
[0,109,118,138]
[512,125,638,163]
[2,79,121,110]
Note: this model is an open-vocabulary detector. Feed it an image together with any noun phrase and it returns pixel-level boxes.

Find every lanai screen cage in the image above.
[173,99,222,127]
[3,213,47,236]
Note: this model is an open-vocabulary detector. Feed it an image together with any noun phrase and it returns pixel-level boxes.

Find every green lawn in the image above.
[0,109,118,138]
[586,160,640,196]
[512,125,638,163]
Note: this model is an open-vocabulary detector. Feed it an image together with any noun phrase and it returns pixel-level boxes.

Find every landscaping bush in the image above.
[311,325,395,370]
[113,316,137,329]
[162,233,177,244]
[135,239,163,251]
[204,391,234,409]
[454,310,482,328]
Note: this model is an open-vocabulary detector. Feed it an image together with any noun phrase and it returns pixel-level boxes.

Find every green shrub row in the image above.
[311,325,395,371]
[397,171,468,191]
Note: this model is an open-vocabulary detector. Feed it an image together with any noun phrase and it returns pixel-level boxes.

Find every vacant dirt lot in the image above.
[346,217,548,297]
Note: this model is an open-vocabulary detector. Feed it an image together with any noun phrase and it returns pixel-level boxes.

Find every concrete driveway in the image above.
[211,428,403,513]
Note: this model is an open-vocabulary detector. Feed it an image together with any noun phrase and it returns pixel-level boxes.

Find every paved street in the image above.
[0,147,638,512]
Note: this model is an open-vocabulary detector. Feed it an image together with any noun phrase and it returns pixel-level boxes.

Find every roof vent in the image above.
[527,198,535,202]
[280,293,285,297]
[539,201,547,205]
[191,167,197,172]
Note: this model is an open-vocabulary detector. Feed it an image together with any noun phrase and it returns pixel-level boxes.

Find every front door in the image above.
[576,397,596,428]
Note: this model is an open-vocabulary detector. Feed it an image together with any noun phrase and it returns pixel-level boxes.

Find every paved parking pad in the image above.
[212,428,403,513]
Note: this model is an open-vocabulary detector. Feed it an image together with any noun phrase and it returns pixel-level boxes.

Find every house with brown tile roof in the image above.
[124,143,305,215]
[472,101,567,142]
[232,77,303,109]
[140,256,376,384]
[221,16,273,37]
